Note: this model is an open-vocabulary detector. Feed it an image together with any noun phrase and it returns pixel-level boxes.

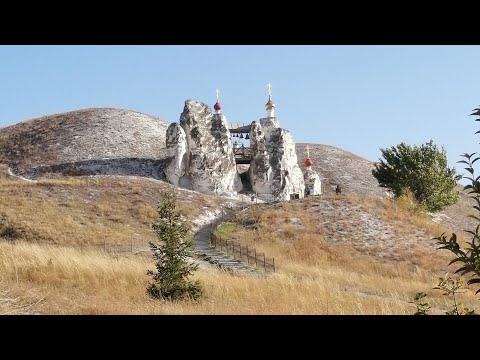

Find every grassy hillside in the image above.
[1,230,478,315]
[1,165,478,314]
[0,164,228,252]
[296,143,476,240]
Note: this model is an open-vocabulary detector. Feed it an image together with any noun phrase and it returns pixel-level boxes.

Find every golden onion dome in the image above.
[265,96,276,110]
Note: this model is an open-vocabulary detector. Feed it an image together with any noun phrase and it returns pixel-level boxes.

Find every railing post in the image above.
[239,246,242,261]
[255,249,257,267]
[210,224,213,247]
[263,254,266,270]
[273,257,275,272]
[246,246,249,264]
[226,240,229,255]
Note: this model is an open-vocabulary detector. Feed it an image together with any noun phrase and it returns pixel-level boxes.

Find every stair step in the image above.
[194,214,265,274]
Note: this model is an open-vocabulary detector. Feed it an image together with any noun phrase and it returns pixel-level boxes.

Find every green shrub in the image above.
[372,140,460,212]
[0,213,17,240]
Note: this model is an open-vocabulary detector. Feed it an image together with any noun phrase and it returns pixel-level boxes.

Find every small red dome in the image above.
[304,158,313,167]
[214,102,221,111]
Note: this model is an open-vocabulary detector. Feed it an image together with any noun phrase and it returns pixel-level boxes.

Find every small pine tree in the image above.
[146,189,202,301]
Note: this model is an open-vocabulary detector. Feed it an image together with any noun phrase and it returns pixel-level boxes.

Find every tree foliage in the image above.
[372,140,460,212]
[432,274,476,315]
[147,190,202,301]
[411,106,480,315]
[435,109,480,295]
[412,274,476,315]
[410,292,431,315]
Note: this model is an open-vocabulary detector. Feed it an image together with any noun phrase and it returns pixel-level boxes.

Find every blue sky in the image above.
[1,45,479,177]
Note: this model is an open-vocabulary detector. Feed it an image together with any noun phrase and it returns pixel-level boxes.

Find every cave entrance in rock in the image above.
[237,164,252,193]
[230,123,252,165]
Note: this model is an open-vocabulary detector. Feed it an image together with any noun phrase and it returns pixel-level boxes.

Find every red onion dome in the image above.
[214,102,221,111]
[304,158,313,167]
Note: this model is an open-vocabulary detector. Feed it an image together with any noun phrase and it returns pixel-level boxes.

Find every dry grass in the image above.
[0,164,226,251]
[340,194,463,242]
[233,195,459,271]
[0,240,478,315]
[1,164,479,314]
[224,194,480,310]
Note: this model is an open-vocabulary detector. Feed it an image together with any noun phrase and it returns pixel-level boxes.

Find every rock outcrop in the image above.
[249,117,305,201]
[248,121,271,196]
[164,100,242,195]
[304,168,322,196]
[164,123,187,187]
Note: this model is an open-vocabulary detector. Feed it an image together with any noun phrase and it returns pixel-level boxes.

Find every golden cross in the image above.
[216,89,220,102]
[306,145,310,158]
[267,83,272,97]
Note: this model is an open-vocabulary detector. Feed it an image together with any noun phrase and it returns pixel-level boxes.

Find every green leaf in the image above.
[467,215,480,222]
[448,258,467,265]
[467,278,480,285]
[455,265,473,275]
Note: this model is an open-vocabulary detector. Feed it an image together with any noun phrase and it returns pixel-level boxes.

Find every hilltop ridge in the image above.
[0,108,169,178]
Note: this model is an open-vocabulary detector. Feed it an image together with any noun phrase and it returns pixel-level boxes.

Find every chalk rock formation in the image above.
[248,121,271,195]
[249,118,304,201]
[164,100,242,195]
[304,168,322,196]
[164,123,187,187]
